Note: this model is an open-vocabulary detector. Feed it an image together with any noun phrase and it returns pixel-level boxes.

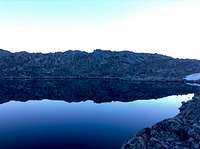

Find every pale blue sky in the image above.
[0,0,199,59]
[0,0,160,25]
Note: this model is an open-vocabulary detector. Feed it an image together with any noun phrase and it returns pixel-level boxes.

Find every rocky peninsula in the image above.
[122,92,200,149]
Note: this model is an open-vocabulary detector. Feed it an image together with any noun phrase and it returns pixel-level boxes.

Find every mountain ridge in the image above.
[0,49,200,81]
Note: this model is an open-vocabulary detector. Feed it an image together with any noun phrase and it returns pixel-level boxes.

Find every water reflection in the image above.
[0,79,198,104]
[0,94,194,149]
[0,79,198,149]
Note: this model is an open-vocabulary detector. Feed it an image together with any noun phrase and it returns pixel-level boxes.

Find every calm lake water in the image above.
[0,94,193,149]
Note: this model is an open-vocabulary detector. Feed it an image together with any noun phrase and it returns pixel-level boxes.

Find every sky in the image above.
[0,0,200,59]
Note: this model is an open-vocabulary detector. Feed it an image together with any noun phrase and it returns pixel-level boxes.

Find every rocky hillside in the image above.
[122,92,200,149]
[1,49,200,80]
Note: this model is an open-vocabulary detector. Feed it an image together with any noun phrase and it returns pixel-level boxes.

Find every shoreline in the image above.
[122,92,200,149]
[0,77,199,85]
[0,76,192,81]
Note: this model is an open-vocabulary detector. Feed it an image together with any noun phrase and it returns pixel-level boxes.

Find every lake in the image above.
[0,79,198,149]
[0,94,194,149]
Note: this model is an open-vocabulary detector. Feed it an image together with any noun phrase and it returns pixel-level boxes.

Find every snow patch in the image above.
[185,73,200,81]
[186,83,200,87]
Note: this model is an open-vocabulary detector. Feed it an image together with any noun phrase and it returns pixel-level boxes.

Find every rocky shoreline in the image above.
[122,92,200,149]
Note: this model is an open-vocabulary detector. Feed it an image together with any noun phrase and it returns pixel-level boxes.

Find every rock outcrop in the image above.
[122,92,200,149]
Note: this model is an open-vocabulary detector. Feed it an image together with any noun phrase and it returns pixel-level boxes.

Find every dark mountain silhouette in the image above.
[1,49,200,81]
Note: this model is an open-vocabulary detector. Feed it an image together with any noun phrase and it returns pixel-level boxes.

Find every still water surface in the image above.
[0,94,193,149]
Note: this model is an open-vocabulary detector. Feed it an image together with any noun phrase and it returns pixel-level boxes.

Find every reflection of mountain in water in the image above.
[0,79,199,104]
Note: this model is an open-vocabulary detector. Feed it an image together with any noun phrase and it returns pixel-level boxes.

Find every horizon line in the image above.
[1,48,199,60]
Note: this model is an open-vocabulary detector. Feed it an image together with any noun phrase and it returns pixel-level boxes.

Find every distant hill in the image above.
[0,49,200,81]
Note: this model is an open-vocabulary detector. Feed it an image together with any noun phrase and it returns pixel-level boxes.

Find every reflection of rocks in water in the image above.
[0,79,198,104]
